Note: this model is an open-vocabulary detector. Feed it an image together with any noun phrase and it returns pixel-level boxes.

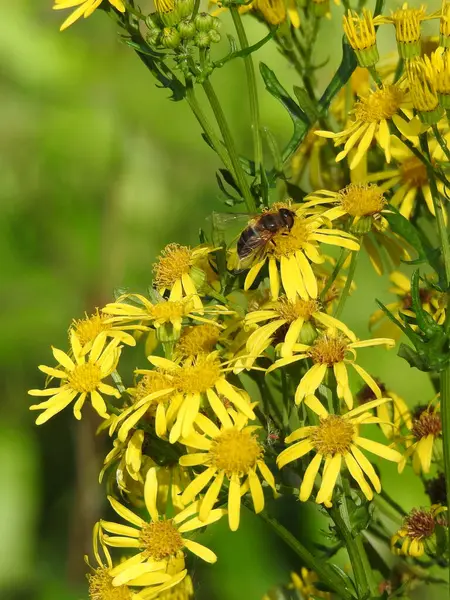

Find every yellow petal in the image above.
[107,496,145,528]
[344,453,373,500]
[354,437,402,462]
[228,474,241,531]
[299,453,322,502]
[248,470,264,513]
[316,454,341,504]
[183,539,217,563]
[277,439,313,469]
[199,471,225,522]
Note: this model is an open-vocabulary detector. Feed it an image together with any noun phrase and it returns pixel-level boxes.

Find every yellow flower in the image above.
[316,84,413,169]
[369,271,447,338]
[71,309,139,355]
[391,505,447,557]
[173,323,221,359]
[28,332,121,424]
[267,328,395,410]
[244,296,356,361]
[86,522,187,600]
[406,58,443,123]
[103,294,231,332]
[114,352,255,443]
[365,136,449,219]
[179,410,276,531]
[425,49,450,108]
[289,568,331,600]
[378,3,432,59]
[242,204,359,301]
[305,183,388,233]
[153,243,217,310]
[277,399,402,504]
[440,0,450,47]
[357,379,412,440]
[343,9,380,67]
[53,0,125,31]
[156,575,194,600]
[399,403,442,474]
[253,0,286,25]
[101,469,225,585]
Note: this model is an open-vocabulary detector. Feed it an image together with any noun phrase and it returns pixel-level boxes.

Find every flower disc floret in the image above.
[391,504,447,556]
[68,362,102,393]
[411,409,442,439]
[209,428,263,477]
[309,334,348,366]
[400,156,428,186]
[175,324,220,358]
[154,244,193,289]
[173,355,222,394]
[339,183,386,217]
[88,567,131,600]
[354,86,404,123]
[311,415,355,455]
[140,520,184,562]
[275,297,320,322]
[343,9,379,67]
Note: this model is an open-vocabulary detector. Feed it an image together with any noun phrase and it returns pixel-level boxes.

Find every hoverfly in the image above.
[210,208,296,270]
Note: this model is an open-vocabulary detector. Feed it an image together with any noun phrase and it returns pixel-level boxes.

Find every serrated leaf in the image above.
[398,342,431,371]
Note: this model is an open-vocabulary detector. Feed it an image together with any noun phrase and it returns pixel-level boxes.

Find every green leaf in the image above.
[384,209,427,261]
[259,62,309,163]
[318,37,357,113]
[293,86,321,123]
[214,28,277,69]
[410,270,441,336]
[398,342,431,371]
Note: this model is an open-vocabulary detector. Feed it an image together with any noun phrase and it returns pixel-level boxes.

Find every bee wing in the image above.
[236,230,272,272]
[207,212,257,247]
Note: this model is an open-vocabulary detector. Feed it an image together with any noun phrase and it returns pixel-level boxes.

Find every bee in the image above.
[237,208,296,267]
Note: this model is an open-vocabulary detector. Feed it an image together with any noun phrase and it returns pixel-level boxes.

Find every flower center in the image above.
[274,297,319,322]
[153,244,193,289]
[400,156,428,187]
[175,324,220,358]
[71,310,109,346]
[339,183,386,217]
[209,428,263,477]
[88,567,132,600]
[411,409,442,439]
[134,372,172,414]
[68,363,102,393]
[309,335,348,366]
[311,415,355,455]
[268,216,315,257]
[173,355,221,394]
[139,519,184,562]
[354,86,404,123]
[404,509,436,539]
[151,300,192,322]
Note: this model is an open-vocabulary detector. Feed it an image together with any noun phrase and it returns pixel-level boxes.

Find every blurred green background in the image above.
[0,1,444,599]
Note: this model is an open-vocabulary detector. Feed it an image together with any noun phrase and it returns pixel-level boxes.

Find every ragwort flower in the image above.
[87,522,187,600]
[243,204,359,301]
[53,0,125,31]
[391,505,447,557]
[399,403,442,474]
[179,410,275,531]
[153,243,217,310]
[277,399,402,504]
[343,9,380,67]
[29,332,121,424]
[267,327,395,410]
[379,3,429,59]
[71,308,139,355]
[406,58,443,124]
[101,468,225,585]
[244,296,356,360]
[316,84,413,170]
[115,352,255,444]
[289,568,331,600]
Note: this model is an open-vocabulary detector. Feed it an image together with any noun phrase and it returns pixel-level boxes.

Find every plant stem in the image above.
[440,364,450,595]
[368,65,382,87]
[320,248,350,301]
[334,249,359,319]
[257,509,355,600]
[185,82,233,173]
[202,78,256,212]
[422,135,450,286]
[433,123,450,164]
[230,7,263,178]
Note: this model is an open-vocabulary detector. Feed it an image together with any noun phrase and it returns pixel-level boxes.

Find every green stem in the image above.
[440,365,450,595]
[185,82,233,173]
[368,65,383,87]
[257,510,355,600]
[422,135,450,286]
[330,504,374,599]
[202,78,256,212]
[230,7,263,179]
[334,249,359,319]
[433,123,450,165]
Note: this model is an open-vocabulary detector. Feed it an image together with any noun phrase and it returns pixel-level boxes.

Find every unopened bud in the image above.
[194,12,214,32]
[147,28,162,46]
[209,30,221,43]
[178,19,196,39]
[194,31,211,48]
[160,27,181,49]
[211,16,222,30]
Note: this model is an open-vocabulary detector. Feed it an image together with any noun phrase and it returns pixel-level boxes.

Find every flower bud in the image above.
[156,324,180,344]
[211,16,222,30]
[440,1,450,48]
[194,12,214,32]
[208,30,221,44]
[176,0,195,19]
[160,27,181,49]
[155,0,179,26]
[145,13,161,28]
[194,31,211,48]
[350,216,372,235]
[343,9,379,68]
[299,322,317,345]
[189,265,207,290]
[178,18,196,39]
[311,0,329,18]
[147,28,162,46]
